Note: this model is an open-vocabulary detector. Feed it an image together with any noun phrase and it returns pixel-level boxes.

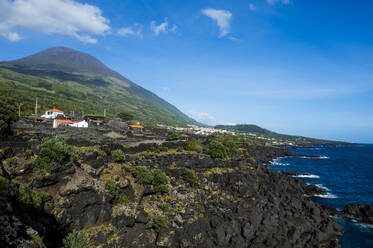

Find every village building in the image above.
[128,124,144,132]
[41,109,64,119]
[53,119,88,128]
[90,119,104,126]
[107,118,127,129]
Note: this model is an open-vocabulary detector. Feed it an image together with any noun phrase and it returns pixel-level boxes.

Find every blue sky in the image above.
[0,0,372,143]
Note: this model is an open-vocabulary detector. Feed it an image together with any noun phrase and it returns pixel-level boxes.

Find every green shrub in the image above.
[118,112,134,122]
[3,156,17,165]
[131,166,154,184]
[153,216,168,231]
[131,167,168,193]
[159,147,168,152]
[63,230,91,248]
[223,140,239,157]
[71,151,79,162]
[34,136,71,174]
[183,169,197,187]
[154,184,169,194]
[149,147,161,153]
[166,132,181,141]
[112,149,126,162]
[0,176,9,198]
[205,140,228,159]
[18,183,49,209]
[105,179,117,196]
[118,195,129,205]
[186,140,203,153]
[176,146,184,152]
[160,202,171,212]
[0,98,18,136]
[152,169,168,185]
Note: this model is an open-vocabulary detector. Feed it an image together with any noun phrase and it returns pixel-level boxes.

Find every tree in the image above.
[205,140,228,159]
[0,98,18,136]
[118,112,134,121]
[166,131,181,141]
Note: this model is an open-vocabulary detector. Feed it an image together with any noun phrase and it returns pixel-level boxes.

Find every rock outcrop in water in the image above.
[0,125,344,248]
[322,204,373,225]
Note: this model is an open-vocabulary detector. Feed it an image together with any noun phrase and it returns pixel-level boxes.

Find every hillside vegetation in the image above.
[215,124,350,145]
[0,47,198,126]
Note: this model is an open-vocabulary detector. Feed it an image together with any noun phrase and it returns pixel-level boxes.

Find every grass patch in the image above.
[183,169,197,187]
[105,179,117,196]
[118,195,129,205]
[160,202,171,212]
[63,230,91,248]
[153,215,168,231]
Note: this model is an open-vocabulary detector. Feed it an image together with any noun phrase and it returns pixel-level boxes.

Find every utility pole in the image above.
[35,97,38,116]
[104,109,106,118]
[18,103,23,117]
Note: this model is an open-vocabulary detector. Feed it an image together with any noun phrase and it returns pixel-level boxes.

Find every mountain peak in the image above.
[5,46,121,78]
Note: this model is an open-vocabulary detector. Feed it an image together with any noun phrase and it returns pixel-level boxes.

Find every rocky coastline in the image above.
[0,126,345,248]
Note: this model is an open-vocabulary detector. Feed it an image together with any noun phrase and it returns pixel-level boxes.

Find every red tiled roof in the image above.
[128,124,144,129]
[55,120,73,124]
[47,109,63,113]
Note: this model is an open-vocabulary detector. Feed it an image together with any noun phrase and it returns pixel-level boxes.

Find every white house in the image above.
[53,119,88,128]
[70,120,88,128]
[41,109,64,119]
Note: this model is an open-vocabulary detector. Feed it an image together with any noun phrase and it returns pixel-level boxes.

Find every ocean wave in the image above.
[319,156,329,159]
[313,192,338,199]
[315,184,330,191]
[270,162,290,166]
[353,222,373,231]
[299,155,329,159]
[293,174,320,179]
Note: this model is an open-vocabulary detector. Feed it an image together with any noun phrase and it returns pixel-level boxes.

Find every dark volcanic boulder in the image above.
[304,184,327,196]
[343,204,373,224]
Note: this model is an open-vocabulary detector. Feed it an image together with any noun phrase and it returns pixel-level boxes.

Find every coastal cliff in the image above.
[0,126,343,248]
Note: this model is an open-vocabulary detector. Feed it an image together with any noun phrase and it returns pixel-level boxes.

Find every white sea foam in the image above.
[313,192,338,199]
[270,162,290,166]
[319,156,329,159]
[293,174,320,179]
[315,184,330,191]
[299,155,329,159]
[353,222,373,230]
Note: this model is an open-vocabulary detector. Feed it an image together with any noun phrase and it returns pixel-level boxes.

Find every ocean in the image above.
[270,145,373,248]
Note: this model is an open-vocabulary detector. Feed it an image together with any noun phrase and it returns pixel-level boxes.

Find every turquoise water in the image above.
[270,145,373,248]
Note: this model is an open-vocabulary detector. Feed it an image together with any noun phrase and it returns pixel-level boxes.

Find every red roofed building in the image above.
[41,109,64,119]
[128,124,144,132]
[53,119,88,128]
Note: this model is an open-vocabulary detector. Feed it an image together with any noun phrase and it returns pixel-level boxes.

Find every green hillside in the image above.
[0,47,198,126]
[215,124,351,145]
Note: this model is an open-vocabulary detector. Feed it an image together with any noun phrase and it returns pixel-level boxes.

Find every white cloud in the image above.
[249,3,256,11]
[189,111,218,126]
[150,20,168,36]
[118,24,142,38]
[266,0,291,5]
[228,37,241,42]
[2,32,22,42]
[202,8,232,37]
[170,24,178,33]
[0,0,110,43]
